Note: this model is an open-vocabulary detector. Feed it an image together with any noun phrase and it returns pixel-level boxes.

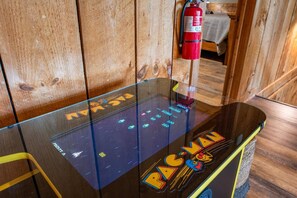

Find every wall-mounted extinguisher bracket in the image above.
[179,0,203,60]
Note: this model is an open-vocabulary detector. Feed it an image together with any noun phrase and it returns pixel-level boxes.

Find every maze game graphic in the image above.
[51,95,209,189]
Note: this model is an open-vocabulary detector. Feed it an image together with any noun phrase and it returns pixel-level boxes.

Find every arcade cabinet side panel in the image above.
[0,127,38,197]
[189,150,242,198]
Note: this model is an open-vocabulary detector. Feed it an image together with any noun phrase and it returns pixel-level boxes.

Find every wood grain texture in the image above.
[247,97,297,198]
[257,67,297,99]
[224,0,257,103]
[0,0,87,121]
[136,0,175,81]
[172,0,193,84]
[173,58,226,106]
[226,0,297,102]
[0,64,15,128]
[222,0,244,104]
[259,0,296,90]
[276,3,297,78]
[201,41,217,52]
[249,0,284,94]
[78,0,135,97]
[236,0,271,101]
[206,3,237,15]
[225,13,238,66]
[194,58,226,106]
[268,76,297,106]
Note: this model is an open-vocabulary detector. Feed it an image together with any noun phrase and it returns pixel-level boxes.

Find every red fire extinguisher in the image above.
[179,0,203,60]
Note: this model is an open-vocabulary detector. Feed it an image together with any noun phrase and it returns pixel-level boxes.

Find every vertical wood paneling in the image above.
[258,67,297,99]
[236,0,271,100]
[172,0,192,84]
[224,0,257,103]
[0,64,15,128]
[249,0,281,93]
[136,0,175,81]
[259,0,296,89]
[0,0,87,121]
[277,3,297,78]
[269,76,297,106]
[78,0,135,97]
[227,0,297,102]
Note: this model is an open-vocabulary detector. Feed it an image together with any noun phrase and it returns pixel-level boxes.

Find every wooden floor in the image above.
[247,97,297,198]
[195,58,227,106]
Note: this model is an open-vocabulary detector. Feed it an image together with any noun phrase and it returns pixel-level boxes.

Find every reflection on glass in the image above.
[50,84,210,189]
[0,78,266,197]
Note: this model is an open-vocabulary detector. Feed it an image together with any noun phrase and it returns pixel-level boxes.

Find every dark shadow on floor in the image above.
[201,50,225,63]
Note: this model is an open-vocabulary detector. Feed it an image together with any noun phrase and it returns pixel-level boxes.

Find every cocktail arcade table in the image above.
[0,78,266,198]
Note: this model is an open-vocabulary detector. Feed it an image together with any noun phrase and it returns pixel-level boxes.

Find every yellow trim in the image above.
[189,126,262,198]
[0,152,62,198]
[231,147,245,198]
[0,152,28,164]
[172,83,179,91]
[0,169,40,191]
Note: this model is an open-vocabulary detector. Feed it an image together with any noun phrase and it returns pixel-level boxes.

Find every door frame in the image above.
[222,0,257,104]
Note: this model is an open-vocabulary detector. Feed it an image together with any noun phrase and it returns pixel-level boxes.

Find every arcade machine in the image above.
[0,78,266,198]
[1,2,263,194]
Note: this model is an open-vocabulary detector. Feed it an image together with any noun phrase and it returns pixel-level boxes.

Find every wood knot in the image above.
[153,63,159,76]
[184,73,189,82]
[51,78,59,86]
[19,83,34,91]
[137,64,148,80]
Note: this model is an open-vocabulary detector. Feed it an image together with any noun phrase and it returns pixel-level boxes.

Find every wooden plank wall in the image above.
[0,0,87,121]
[207,2,237,15]
[268,76,297,106]
[78,0,135,98]
[228,0,297,102]
[1,0,295,125]
[172,0,192,84]
[0,0,177,126]
[257,67,297,102]
[0,61,15,128]
[136,0,175,81]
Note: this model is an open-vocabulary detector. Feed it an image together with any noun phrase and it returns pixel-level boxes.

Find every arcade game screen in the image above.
[51,91,210,190]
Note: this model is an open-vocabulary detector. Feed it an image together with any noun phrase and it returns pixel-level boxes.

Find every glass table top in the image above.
[0,78,266,197]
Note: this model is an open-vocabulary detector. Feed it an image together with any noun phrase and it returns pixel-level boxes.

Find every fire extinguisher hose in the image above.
[179,0,192,54]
